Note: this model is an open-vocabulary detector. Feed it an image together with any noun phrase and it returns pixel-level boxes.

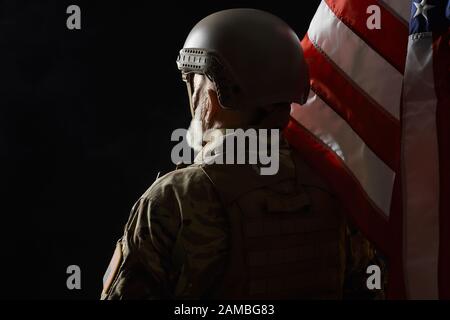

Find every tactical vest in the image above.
[200,149,347,299]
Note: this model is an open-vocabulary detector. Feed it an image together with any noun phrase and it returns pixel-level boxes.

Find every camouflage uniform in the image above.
[101,130,386,299]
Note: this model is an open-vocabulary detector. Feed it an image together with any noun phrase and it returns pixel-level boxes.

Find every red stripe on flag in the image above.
[433,31,450,299]
[325,0,408,74]
[302,35,400,172]
[386,82,406,299]
[386,155,406,299]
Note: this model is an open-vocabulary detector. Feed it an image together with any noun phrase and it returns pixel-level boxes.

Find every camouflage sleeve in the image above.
[103,167,229,300]
[104,190,182,299]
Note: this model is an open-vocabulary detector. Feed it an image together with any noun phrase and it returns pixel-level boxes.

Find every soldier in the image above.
[101,8,385,300]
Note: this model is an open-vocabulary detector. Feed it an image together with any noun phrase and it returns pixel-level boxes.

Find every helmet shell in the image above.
[177,8,310,109]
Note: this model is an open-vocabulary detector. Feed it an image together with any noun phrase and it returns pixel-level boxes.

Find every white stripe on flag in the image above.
[402,32,440,299]
[379,0,412,24]
[308,1,403,120]
[292,92,396,216]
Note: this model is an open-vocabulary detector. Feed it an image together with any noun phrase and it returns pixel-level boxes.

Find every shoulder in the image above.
[130,166,226,245]
[140,165,219,206]
[124,166,222,243]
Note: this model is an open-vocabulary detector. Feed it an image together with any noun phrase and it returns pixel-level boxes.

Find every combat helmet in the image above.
[176,8,310,115]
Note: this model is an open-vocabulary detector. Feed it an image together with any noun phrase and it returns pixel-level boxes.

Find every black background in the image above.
[0,0,320,299]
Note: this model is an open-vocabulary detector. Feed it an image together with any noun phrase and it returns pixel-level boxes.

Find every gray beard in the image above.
[186,105,204,153]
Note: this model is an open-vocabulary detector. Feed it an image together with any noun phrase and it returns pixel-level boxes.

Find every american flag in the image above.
[285,0,449,299]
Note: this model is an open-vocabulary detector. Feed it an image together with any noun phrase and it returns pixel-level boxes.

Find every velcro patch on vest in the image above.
[101,241,123,298]
[266,192,310,214]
